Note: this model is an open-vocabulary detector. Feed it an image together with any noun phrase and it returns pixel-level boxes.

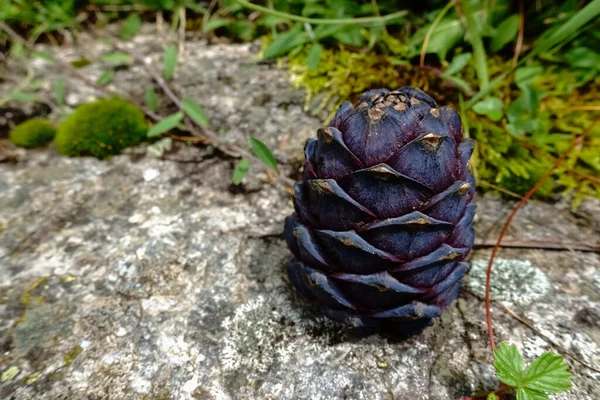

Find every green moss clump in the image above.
[54,98,147,159]
[10,119,56,148]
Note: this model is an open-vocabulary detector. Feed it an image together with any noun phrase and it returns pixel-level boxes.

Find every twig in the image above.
[420,0,455,68]
[464,290,600,374]
[474,239,600,253]
[484,114,600,354]
[568,105,600,111]
[511,0,525,67]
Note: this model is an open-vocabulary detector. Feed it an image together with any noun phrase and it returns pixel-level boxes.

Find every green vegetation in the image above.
[1,0,599,203]
[9,119,56,148]
[54,98,147,158]
[492,343,572,400]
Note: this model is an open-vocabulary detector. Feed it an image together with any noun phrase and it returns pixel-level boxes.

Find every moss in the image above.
[9,119,56,149]
[54,98,147,159]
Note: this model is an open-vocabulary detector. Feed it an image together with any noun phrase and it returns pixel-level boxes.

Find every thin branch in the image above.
[233,0,407,25]
[474,238,600,253]
[484,114,600,354]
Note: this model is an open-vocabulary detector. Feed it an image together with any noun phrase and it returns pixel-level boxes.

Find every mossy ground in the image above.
[9,119,56,149]
[54,98,147,159]
[285,45,600,205]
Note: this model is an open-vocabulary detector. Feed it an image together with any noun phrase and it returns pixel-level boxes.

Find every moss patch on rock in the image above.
[10,119,56,148]
[54,98,147,159]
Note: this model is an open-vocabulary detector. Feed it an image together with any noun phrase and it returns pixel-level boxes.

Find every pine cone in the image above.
[284,87,476,333]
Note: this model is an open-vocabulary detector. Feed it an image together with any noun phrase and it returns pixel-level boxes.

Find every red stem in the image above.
[484,114,600,353]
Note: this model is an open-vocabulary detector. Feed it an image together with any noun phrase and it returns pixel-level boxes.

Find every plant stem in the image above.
[420,0,455,68]
[459,0,489,89]
[483,114,600,354]
[233,0,407,25]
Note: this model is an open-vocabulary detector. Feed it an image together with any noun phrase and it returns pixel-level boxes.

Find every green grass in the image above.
[1,0,599,203]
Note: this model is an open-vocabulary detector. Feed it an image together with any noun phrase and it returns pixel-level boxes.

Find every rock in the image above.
[1,26,599,400]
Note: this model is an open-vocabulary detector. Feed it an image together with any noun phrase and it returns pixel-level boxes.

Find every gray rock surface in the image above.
[1,27,599,400]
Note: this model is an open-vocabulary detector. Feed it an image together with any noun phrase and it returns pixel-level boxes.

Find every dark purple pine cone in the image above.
[284,87,476,333]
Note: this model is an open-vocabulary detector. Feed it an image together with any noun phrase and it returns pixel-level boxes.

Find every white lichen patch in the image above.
[468,258,551,306]
[220,292,304,373]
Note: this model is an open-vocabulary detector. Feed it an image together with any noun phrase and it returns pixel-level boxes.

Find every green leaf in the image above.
[185,2,207,12]
[232,158,249,185]
[521,352,572,393]
[490,14,520,52]
[147,112,184,138]
[11,42,25,58]
[473,97,504,121]
[487,393,500,400]
[163,45,178,80]
[202,18,233,32]
[410,19,464,60]
[445,53,472,75]
[9,91,38,101]
[531,0,600,57]
[181,98,209,128]
[96,70,114,86]
[333,25,365,47]
[250,137,278,173]
[120,14,142,40]
[101,52,134,64]
[564,47,600,69]
[31,51,54,61]
[514,66,543,90]
[145,88,159,112]
[493,343,524,388]
[264,25,309,59]
[460,0,489,89]
[71,58,91,68]
[306,43,323,70]
[441,74,474,94]
[54,77,65,108]
[517,387,551,400]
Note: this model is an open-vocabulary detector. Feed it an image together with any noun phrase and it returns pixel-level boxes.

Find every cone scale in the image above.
[284,87,476,333]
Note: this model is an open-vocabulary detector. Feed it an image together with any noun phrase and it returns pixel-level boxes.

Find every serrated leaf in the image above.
[54,77,65,108]
[250,137,278,173]
[163,44,178,80]
[147,112,184,138]
[101,52,134,64]
[264,25,309,59]
[490,14,520,52]
[9,91,38,101]
[145,88,159,112]
[306,43,323,70]
[32,51,54,61]
[233,158,249,185]
[493,343,524,388]
[181,98,209,128]
[96,70,114,86]
[120,13,142,40]
[446,53,472,75]
[521,352,572,393]
[516,387,551,400]
[473,97,504,121]
[202,18,233,32]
